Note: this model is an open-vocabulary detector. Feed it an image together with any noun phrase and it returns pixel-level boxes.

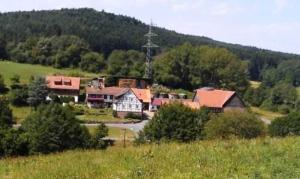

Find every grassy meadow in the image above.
[297,87,300,95]
[0,61,96,85]
[0,137,300,178]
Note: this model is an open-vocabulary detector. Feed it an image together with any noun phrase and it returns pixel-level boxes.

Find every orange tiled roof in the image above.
[46,76,80,91]
[132,88,151,103]
[194,88,235,108]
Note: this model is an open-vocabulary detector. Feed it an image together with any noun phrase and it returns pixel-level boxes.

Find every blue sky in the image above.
[1,0,300,54]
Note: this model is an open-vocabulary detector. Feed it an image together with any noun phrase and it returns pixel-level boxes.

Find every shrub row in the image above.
[138,103,300,144]
[0,101,109,158]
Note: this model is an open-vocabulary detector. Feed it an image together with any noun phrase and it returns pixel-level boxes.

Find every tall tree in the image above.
[21,103,91,154]
[0,97,14,129]
[154,44,249,92]
[27,77,48,108]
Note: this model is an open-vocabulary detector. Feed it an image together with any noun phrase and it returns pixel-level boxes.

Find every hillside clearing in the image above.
[251,107,284,120]
[250,81,261,88]
[0,137,300,178]
[0,61,97,85]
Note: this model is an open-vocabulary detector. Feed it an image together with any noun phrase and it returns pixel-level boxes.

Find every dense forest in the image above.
[0,8,300,80]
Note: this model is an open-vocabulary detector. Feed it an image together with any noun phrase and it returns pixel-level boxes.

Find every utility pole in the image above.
[122,128,126,148]
[143,20,159,80]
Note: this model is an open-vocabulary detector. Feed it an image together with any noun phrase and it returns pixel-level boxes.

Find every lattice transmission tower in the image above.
[143,21,159,79]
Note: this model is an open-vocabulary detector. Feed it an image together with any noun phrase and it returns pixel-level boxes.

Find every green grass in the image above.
[75,105,132,123]
[1,137,300,178]
[88,126,135,140]
[251,107,284,120]
[0,61,96,85]
[297,87,300,95]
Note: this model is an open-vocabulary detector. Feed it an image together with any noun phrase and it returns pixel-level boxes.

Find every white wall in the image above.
[113,91,142,112]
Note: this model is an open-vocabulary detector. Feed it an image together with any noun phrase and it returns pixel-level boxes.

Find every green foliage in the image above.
[0,129,29,157]
[27,77,48,108]
[154,44,249,92]
[262,60,300,87]
[79,52,105,73]
[10,74,20,89]
[260,83,298,112]
[204,111,265,139]
[125,112,142,120]
[244,86,269,106]
[91,123,109,149]
[21,103,91,154]
[269,112,300,137]
[9,85,28,106]
[0,74,7,93]
[106,50,145,77]
[143,102,209,142]
[0,97,14,129]
[1,8,298,80]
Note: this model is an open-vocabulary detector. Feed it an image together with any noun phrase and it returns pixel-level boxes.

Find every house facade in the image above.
[112,89,143,118]
[46,76,80,103]
[85,87,128,108]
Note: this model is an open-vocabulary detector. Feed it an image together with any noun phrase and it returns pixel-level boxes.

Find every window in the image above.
[110,95,113,100]
[129,104,132,108]
[136,104,139,109]
[104,95,107,99]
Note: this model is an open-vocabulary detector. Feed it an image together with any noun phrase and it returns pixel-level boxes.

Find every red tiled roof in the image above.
[194,88,235,108]
[86,86,128,96]
[46,76,80,91]
[132,88,151,103]
[152,98,163,106]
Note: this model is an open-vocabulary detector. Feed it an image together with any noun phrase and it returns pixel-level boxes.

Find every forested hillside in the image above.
[0,8,300,80]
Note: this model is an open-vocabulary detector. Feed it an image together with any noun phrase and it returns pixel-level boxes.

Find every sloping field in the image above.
[1,137,300,178]
[0,61,96,85]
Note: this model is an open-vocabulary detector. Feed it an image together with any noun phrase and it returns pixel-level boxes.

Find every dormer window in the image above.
[63,79,72,86]
[54,79,62,85]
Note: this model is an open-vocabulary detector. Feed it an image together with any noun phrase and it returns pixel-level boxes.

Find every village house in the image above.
[192,87,245,112]
[85,86,128,108]
[112,88,151,118]
[152,87,245,112]
[46,75,81,103]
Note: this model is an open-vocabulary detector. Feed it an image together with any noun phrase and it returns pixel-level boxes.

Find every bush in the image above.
[21,103,91,154]
[204,111,265,139]
[125,112,142,120]
[9,85,28,106]
[60,96,74,103]
[0,74,8,93]
[269,112,300,137]
[112,110,118,118]
[0,97,14,129]
[0,129,29,157]
[143,102,209,142]
[91,123,109,149]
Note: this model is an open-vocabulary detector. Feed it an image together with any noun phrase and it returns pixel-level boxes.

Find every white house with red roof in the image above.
[46,75,81,103]
[112,88,151,118]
